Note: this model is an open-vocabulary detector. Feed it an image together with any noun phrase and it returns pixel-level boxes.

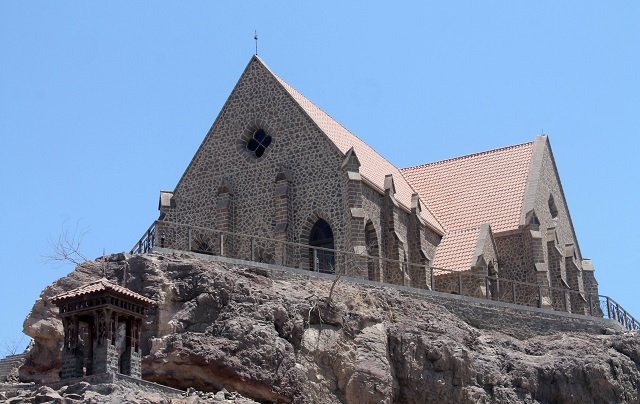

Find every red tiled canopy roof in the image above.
[257,57,445,234]
[400,142,534,234]
[432,226,483,272]
[50,278,155,306]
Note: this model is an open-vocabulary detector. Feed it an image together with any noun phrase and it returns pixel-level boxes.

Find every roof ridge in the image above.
[255,57,403,174]
[255,57,445,234]
[279,72,447,233]
[401,140,535,172]
[443,226,483,235]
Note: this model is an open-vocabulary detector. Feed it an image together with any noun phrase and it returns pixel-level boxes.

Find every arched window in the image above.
[309,219,334,273]
[365,221,379,281]
[548,195,558,219]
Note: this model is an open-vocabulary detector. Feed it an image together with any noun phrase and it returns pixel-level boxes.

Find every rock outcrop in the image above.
[0,380,258,403]
[21,252,640,403]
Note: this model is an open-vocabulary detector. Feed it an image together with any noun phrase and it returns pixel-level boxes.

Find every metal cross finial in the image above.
[254,30,258,55]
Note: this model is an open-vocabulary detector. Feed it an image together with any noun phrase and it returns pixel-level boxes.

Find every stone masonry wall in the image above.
[161,58,350,261]
[361,184,384,257]
[495,141,596,309]
[532,142,596,301]
[534,144,582,266]
[496,233,534,283]
[158,58,442,284]
[412,291,620,340]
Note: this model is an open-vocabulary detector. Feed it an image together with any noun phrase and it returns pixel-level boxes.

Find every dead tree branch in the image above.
[326,241,376,307]
[1,335,25,357]
[44,222,89,266]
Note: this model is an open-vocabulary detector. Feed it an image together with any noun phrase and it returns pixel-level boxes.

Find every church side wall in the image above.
[495,232,541,305]
[360,183,439,287]
[496,233,534,283]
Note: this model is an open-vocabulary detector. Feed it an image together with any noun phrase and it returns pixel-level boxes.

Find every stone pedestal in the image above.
[121,348,142,379]
[92,344,119,375]
[61,350,83,379]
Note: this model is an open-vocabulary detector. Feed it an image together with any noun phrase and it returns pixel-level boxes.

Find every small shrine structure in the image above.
[50,278,155,379]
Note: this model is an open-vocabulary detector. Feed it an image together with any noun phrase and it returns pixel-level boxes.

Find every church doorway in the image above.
[309,219,335,273]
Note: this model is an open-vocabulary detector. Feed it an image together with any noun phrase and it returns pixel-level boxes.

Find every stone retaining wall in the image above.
[156,248,622,340]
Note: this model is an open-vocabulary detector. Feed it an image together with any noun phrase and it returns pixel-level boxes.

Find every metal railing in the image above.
[130,221,157,255]
[131,220,640,331]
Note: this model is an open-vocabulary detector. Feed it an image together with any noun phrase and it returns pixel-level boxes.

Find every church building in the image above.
[151,56,599,314]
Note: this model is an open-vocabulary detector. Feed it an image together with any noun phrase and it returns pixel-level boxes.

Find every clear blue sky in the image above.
[1,2,638,350]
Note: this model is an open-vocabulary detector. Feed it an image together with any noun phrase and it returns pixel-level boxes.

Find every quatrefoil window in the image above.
[246,129,272,158]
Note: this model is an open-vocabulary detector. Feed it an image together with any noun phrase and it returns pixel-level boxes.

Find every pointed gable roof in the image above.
[432,226,484,271]
[432,224,496,272]
[400,141,535,234]
[254,56,444,234]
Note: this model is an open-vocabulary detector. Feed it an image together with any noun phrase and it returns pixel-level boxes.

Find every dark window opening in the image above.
[548,195,558,219]
[309,219,334,273]
[247,129,272,158]
[419,250,429,268]
[530,213,540,226]
[365,221,379,281]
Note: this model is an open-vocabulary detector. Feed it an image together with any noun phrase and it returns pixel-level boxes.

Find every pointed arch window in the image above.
[548,195,558,220]
[365,221,379,281]
[309,219,335,273]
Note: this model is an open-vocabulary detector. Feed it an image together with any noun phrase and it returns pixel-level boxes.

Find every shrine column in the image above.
[121,318,142,378]
[60,314,83,379]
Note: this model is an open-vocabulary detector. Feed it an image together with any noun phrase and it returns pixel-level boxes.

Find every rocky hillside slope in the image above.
[0,379,258,403]
[21,252,640,403]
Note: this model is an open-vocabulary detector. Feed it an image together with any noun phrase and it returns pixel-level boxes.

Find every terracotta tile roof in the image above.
[432,227,482,272]
[50,278,155,306]
[258,57,444,234]
[400,142,534,233]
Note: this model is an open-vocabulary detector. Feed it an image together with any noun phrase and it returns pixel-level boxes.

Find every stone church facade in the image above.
[153,56,599,313]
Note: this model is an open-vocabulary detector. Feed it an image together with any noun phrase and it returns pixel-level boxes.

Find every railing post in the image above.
[485,277,490,299]
[402,262,406,287]
[251,237,256,261]
[220,233,225,256]
[188,229,192,251]
[537,286,543,308]
[430,268,434,291]
[564,290,569,313]
[458,273,463,295]
[606,297,611,319]
[313,248,318,272]
[588,294,594,316]
[281,242,286,266]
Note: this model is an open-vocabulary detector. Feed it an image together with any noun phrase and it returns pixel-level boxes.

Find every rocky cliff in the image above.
[21,252,640,403]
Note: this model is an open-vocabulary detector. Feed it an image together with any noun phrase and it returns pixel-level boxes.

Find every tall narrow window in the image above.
[309,219,334,273]
[365,221,379,281]
[548,195,558,219]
